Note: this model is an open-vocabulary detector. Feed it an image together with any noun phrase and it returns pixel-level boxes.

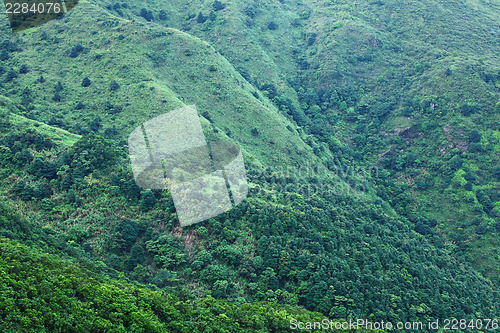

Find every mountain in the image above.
[0,0,499,331]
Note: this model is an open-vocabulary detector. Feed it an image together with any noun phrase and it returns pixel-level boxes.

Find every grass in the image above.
[10,113,81,146]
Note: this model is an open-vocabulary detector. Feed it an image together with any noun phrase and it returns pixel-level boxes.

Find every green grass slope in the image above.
[0,1,322,169]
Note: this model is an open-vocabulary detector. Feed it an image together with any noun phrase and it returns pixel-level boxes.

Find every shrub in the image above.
[69,44,84,58]
[415,222,432,235]
[89,116,101,133]
[197,12,207,23]
[140,190,156,211]
[126,244,145,270]
[52,92,62,102]
[5,68,17,82]
[19,64,29,74]
[140,8,154,21]
[469,129,481,143]
[75,101,85,110]
[243,6,256,18]
[109,79,120,91]
[159,10,168,20]
[54,81,64,92]
[212,1,226,11]
[81,77,92,87]
[268,21,279,30]
[69,134,118,170]
[460,102,481,117]
[198,227,208,238]
[464,182,473,191]
[0,49,8,61]
[494,166,500,181]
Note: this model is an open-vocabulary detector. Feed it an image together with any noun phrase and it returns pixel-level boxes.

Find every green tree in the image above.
[212,1,225,11]
[126,244,145,270]
[0,49,8,61]
[19,64,29,74]
[109,79,120,91]
[158,10,168,20]
[140,190,156,211]
[69,134,118,170]
[81,77,92,87]
[197,12,207,23]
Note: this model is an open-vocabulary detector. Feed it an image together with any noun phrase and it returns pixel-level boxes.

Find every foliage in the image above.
[0,237,346,333]
[0,0,498,330]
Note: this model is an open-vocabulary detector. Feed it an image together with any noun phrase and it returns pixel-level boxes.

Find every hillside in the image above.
[0,235,339,332]
[0,0,499,331]
[116,0,500,282]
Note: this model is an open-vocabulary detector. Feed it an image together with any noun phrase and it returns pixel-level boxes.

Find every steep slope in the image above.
[0,236,345,333]
[1,99,499,329]
[0,1,322,169]
[0,0,499,330]
[101,0,500,281]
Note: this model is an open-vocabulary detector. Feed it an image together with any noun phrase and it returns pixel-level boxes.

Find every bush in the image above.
[0,49,8,61]
[40,198,55,211]
[460,102,481,117]
[140,8,154,21]
[415,222,432,235]
[159,10,168,20]
[69,44,84,58]
[5,68,17,82]
[197,12,207,23]
[267,21,279,30]
[198,226,208,238]
[243,6,256,18]
[212,1,226,11]
[75,101,85,110]
[113,220,139,252]
[19,64,29,74]
[89,116,101,133]
[52,92,62,102]
[69,134,118,170]
[81,77,92,87]
[14,149,33,165]
[54,81,64,93]
[126,244,145,270]
[469,129,481,143]
[109,79,120,91]
[494,166,500,181]
[140,190,156,211]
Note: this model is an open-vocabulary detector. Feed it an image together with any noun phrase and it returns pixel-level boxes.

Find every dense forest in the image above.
[0,0,499,332]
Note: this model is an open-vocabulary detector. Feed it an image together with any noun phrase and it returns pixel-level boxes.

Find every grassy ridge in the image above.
[2,1,321,168]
